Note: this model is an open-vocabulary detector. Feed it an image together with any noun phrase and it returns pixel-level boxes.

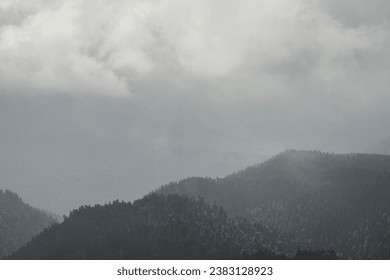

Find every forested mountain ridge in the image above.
[158,150,390,215]
[0,190,56,258]
[7,150,390,259]
[158,150,390,259]
[9,194,285,260]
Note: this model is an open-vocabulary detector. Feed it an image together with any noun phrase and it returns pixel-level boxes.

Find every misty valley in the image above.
[1,150,390,260]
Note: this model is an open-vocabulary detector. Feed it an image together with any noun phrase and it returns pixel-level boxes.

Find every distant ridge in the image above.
[158,150,390,259]
[159,150,390,214]
[0,190,56,258]
[8,150,390,259]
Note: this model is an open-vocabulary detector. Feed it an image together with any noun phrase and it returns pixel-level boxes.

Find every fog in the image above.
[0,0,389,214]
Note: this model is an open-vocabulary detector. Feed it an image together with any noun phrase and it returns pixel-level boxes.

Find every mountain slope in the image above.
[158,150,390,259]
[10,194,281,260]
[0,190,56,258]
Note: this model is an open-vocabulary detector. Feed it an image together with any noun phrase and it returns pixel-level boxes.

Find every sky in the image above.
[0,0,389,214]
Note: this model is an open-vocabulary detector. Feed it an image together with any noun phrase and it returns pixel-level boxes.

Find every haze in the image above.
[0,0,389,214]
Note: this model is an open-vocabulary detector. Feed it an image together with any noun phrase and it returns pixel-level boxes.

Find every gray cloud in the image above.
[317,0,390,26]
[1,0,389,95]
[0,0,389,213]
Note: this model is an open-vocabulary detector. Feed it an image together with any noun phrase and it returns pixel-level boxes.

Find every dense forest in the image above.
[158,150,390,259]
[9,193,335,260]
[5,150,390,259]
[0,190,56,258]
[9,194,275,259]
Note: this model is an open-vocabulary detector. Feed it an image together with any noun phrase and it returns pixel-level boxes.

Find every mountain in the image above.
[8,150,389,259]
[0,190,56,258]
[158,150,390,259]
[10,193,291,260]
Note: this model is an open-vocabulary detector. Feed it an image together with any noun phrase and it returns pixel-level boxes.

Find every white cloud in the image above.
[0,0,389,98]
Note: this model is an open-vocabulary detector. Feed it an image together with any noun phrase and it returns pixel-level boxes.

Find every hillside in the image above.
[0,190,56,258]
[158,150,390,259]
[8,150,390,259]
[10,194,285,260]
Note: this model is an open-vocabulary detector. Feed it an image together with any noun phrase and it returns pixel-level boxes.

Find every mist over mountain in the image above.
[0,190,56,258]
[1,0,390,215]
[8,150,390,260]
[9,194,279,260]
[1,0,389,262]
[159,150,390,259]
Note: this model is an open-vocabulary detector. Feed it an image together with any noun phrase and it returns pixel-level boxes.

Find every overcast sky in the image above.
[1,0,389,214]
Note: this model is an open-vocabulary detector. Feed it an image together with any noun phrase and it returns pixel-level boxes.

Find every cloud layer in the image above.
[1,0,389,213]
[1,0,389,98]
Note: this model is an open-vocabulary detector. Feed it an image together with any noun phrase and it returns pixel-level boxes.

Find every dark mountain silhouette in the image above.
[8,150,389,259]
[158,150,390,259]
[0,190,56,258]
[9,194,280,259]
[9,193,336,260]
